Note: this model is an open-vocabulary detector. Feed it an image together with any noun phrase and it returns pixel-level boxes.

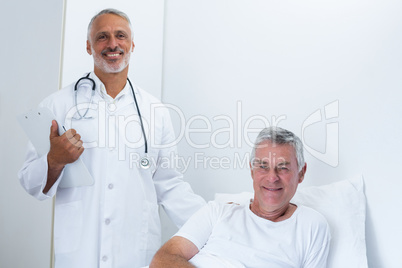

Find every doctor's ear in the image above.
[86,40,92,55]
[131,41,135,52]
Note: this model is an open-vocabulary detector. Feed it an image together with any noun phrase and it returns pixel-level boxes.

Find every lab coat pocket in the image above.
[54,200,83,254]
[140,201,161,251]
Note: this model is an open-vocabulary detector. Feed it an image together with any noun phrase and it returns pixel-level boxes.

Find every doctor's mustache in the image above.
[101,47,125,55]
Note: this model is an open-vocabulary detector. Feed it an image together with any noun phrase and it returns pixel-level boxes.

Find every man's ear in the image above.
[131,41,135,52]
[249,162,254,180]
[86,40,92,55]
[298,163,307,183]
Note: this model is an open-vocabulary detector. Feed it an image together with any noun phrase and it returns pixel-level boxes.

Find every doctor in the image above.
[19,8,205,268]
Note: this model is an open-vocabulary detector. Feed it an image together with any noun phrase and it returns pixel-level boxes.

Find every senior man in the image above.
[149,127,331,268]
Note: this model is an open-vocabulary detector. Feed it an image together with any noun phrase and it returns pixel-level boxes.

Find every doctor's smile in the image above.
[102,48,125,60]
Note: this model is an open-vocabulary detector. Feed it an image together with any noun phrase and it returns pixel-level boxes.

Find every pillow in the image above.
[215,175,368,268]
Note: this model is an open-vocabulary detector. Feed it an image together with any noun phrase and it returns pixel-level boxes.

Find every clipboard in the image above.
[17,107,94,188]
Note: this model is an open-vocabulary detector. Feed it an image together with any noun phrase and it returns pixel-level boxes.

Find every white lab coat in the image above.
[18,72,206,268]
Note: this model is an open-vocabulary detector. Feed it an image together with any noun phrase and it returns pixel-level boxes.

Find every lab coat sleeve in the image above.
[18,141,62,201]
[153,163,206,228]
[152,109,206,228]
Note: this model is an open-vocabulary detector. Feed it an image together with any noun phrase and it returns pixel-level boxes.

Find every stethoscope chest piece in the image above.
[140,155,150,169]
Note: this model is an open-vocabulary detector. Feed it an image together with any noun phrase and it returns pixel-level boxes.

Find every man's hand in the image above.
[47,120,84,168]
[43,120,84,193]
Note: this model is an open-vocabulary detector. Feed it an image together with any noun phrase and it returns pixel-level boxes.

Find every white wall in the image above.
[161,1,402,268]
[3,1,402,268]
[0,1,63,267]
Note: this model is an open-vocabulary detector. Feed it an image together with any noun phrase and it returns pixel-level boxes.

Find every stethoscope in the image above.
[74,73,150,169]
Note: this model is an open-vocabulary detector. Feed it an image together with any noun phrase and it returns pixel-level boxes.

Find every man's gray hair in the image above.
[87,8,133,41]
[251,127,305,171]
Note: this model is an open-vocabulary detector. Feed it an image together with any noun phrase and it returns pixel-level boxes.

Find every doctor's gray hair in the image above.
[87,8,134,41]
[251,127,305,171]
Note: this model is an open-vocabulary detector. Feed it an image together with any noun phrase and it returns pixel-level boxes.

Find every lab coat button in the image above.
[102,255,108,262]
[108,103,116,112]
[105,219,111,225]
[108,184,114,189]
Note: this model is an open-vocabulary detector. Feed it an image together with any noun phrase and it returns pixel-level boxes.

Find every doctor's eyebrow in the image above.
[94,30,129,40]
[94,32,109,40]
[115,30,129,38]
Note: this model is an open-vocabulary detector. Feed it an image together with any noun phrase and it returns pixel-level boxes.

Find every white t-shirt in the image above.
[175,201,331,268]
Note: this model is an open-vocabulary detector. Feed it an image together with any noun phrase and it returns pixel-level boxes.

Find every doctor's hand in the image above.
[43,120,84,193]
[48,120,84,167]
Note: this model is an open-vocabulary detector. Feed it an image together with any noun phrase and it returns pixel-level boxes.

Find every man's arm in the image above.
[302,210,331,268]
[150,236,199,268]
[151,106,206,227]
